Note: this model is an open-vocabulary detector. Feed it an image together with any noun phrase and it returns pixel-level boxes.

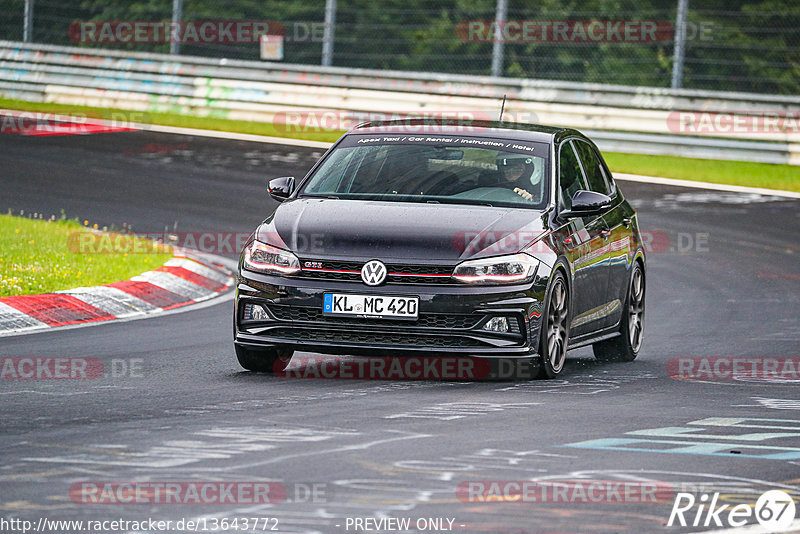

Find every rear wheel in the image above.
[593,262,645,362]
[235,345,293,373]
[536,271,570,379]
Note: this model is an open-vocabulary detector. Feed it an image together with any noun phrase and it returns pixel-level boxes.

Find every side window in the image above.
[558,141,587,210]
[305,146,359,194]
[573,140,611,196]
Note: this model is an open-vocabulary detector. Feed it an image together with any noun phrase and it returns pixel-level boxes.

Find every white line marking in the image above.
[385,401,541,420]
[140,123,333,149]
[615,173,800,199]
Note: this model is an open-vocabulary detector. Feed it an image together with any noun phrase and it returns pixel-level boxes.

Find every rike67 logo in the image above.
[668,490,796,531]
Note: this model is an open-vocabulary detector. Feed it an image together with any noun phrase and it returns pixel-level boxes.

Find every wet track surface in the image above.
[2,127,800,533]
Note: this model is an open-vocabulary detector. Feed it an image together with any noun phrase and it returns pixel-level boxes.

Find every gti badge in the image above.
[361,260,387,286]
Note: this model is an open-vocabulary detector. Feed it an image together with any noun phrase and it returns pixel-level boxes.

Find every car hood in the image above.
[256,198,550,261]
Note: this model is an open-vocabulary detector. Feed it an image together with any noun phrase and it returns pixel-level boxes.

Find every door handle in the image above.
[600,229,611,240]
[622,217,632,228]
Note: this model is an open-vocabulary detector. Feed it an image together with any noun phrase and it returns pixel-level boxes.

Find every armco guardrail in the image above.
[1,41,798,165]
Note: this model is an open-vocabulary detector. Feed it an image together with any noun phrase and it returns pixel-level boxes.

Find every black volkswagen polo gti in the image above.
[234,119,646,379]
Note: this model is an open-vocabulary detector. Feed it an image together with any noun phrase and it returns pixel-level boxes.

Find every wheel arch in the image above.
[632,248,646,282]
[539,257,572,330]
[632,247,646,272]
[550,257,573,306]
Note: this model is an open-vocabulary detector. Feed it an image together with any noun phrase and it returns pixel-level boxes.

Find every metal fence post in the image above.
[23,0,34,42]
[671,0,689,89]
[490,0,507,77]
[322,0,337,66]
[170,0,184,55]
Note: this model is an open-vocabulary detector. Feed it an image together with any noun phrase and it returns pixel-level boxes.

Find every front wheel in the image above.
[593,262,645,362]
[235,344,293,373]
[536,271,570,379]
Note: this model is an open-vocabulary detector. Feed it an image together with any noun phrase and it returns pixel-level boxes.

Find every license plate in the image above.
[323,293,419,319]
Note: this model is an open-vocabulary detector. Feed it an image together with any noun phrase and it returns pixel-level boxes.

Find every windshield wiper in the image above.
[425,197,494,207]
[300,194,339,199]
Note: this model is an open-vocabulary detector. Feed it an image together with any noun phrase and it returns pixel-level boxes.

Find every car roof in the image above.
[349,118,579,144]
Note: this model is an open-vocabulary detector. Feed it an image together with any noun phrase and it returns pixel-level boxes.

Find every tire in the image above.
[536,271,570,379]
[593,262,645,362]
[235,344,294,373]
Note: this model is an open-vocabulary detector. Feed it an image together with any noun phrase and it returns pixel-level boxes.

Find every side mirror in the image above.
[268,176,295,202]
[560,190,611,218]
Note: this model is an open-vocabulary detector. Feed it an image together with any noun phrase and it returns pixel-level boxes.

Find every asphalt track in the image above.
[2,125,800,534]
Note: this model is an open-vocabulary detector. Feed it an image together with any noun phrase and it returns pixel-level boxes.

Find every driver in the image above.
[496,154,540,201]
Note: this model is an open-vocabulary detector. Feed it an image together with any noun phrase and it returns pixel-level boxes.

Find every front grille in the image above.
[268,304,483,329]
[296,259,457,285]
[267,328,487,347]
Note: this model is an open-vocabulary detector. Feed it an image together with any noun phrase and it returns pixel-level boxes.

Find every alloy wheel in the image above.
[547,277,568,373]
[628,267,644,352]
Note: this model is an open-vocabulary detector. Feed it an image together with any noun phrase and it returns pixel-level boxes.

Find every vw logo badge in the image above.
[361,260,387,286]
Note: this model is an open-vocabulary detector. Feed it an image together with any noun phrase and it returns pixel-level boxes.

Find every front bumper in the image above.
[234,270,547,359]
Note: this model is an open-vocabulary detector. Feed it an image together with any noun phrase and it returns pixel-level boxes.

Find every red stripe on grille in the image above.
[303,268,450,277]
[302,268,361,274]
[389,272,451,277]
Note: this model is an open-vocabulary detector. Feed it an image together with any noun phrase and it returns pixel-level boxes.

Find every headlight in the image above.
[452,253,539,285]
[243,241,300,275]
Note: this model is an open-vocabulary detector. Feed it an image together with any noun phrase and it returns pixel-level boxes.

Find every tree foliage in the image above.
[0,0,796,94]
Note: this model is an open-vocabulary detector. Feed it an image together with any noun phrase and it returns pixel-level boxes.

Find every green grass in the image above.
[604,152,800,193]
[0,98,342,143]
[2,98,798,191]
[0,214,173,297]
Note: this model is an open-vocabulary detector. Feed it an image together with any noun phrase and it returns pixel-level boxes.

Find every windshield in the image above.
[298,134,550,209]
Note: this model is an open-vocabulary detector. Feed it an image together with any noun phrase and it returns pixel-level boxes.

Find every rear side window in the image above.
[558,141,587,210]
[573,140,611,196]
